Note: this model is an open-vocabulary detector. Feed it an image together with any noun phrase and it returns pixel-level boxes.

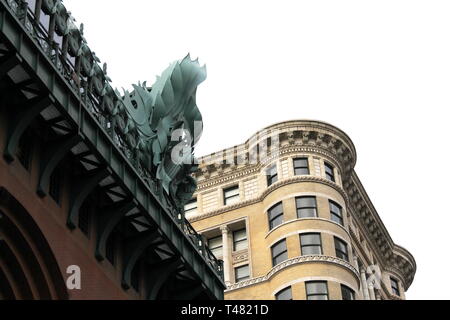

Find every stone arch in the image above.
[0,188,68,300]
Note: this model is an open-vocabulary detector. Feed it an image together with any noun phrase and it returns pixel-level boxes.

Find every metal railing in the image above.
[1,0,223,280]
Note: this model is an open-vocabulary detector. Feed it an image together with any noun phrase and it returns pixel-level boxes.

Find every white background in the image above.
[64,0,450,300]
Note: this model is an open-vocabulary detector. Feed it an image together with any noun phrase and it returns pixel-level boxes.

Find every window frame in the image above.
[233,228,248,252]
[390,277,400,296]
[306,281,329,300]
[334,237,349,262]
[324,162,335,182]
[293,157,310,176]
[234,264,250,283]
[271,239,288,267]
[266,164,278,187]
[184,198,198,215]
[208,235,223,258]
[296,196,318,218]
[341,284,355,300]
[300,233,323,256]
[268,202,284,230]
[329,200,344,226]
[275,286,293,300]
[224,185,240,206]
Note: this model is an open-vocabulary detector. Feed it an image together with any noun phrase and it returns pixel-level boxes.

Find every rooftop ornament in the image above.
[117,55,205,211]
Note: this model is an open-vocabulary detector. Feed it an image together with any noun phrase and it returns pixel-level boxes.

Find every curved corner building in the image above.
[188,120,416,300]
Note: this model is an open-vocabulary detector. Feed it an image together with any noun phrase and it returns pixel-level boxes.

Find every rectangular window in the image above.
[391,278,400,296]
[184,198,197,216]
[341,285,355,300]
[325,162,335,182]
[268,202,284,230]
[224,186,240,206]
[275,286,292,300]
[296,196,317,218]
[234,265,250,283]
[329,200,344,226]
[300,233,322,255]
[271,239,288,266]
[294,158,309,175]
[266,164,278,187]
[208,236,223,258]
[233,229,248,251]
[334,237,349,261]
[306,281,328,300]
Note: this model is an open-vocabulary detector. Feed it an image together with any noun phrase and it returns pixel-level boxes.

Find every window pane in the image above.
[335,238,347,252]
[269,203,283,217]
[341,285,355,300]
[302,246,321,255]
[331,214,343,225]
[267,165,278,186]
[307,282,327,294]
[276,287,292,300]
[185,199,197,212]
[224,186,240,205]
[301,234,321,246]
[297,197,317,208]
[208,236,222,249]
[391,278,400,295]
[298,208,317,218]
[270,215,284,229]
[272,240,288,266]
[235,265,249,282]
[294,167,309,175]
[272,240,287,257]
[267,165,277,176]
[294,158,308,167]
[330,201,341,214]
[234,229,247,241]
[211,247,223,258]
[308,294,328,300]
[269,202,284,230]
[234,239,248,251]
[325,163,335,181]
[225,186,239,197]
[306,283,329,300]
[273,251,288,265]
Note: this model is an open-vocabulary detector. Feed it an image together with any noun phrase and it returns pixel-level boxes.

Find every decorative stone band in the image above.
[196,144,349,191]
[196,120,357,181]
[232,251,249,264]
[190,175,350,223]
[225,255,360,292]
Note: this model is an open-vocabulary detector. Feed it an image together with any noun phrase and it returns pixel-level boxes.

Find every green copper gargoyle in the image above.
[116,54,205,212]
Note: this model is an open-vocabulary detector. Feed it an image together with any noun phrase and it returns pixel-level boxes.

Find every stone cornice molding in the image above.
[195,144,347,191]
[189,175,350,223]
[196,120,357,184]
[225,255,360,292]
[344,172,416,290]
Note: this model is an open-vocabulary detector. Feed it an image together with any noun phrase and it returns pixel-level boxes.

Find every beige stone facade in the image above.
[188,120,416,300]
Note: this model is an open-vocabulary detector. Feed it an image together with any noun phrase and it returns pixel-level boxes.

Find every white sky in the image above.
[64,0,450,300]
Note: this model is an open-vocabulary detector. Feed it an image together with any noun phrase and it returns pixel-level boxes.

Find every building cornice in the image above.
[344,172,416,289]
[196,120,357,183]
